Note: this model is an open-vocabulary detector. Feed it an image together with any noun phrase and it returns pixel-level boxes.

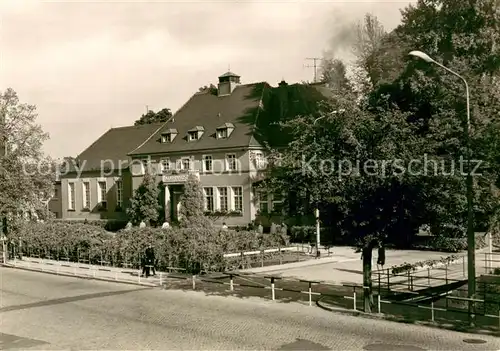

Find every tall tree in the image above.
[179,174,212,228]
[0,88,55,228]
[320,57,352,93]
[266,0,500,312]
[126,171,161,225]
[134,108,172,126]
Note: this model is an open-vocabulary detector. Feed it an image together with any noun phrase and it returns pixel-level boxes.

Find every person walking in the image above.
[145,244,156,276]
[376,242,386,270]
[141,250,150,278]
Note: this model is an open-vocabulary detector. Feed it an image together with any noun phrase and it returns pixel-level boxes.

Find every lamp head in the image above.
[408,50,434,63]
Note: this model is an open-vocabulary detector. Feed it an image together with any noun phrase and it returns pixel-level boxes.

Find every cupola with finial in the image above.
[217,69,241,96]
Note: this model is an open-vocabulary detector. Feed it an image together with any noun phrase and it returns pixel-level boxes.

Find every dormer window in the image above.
[216,122,235,139]
[188,126,204,141]
[188,132,199,141]
[217,129,227,139]
[161,128,178,143]
[161,134,171,143]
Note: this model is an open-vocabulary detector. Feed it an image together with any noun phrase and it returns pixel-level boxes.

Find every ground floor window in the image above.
[204,187,214,212]
[232,186,243,212]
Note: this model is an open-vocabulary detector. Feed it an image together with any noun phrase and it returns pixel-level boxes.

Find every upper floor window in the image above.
[188,126,204,141]
[217,128,228,139]
[203,155,213,172]
[161,129,178,143]
[226,154,237,171]
[161,158,170,172]
[182,158,191,170]
[161,133,171,143]
[188,132,199,141]
[216,123,234,139]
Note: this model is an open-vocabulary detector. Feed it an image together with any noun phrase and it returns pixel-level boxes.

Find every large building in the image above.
[59,71,292,226]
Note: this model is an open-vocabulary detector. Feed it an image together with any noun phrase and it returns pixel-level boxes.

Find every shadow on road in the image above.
[1,287,151,313]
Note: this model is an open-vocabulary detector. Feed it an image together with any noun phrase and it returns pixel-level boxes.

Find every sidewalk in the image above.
[242,247,493,286]
[3,257,166,287]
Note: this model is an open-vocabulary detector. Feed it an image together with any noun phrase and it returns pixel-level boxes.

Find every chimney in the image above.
[217,71,241,96]
[278,79,288,87]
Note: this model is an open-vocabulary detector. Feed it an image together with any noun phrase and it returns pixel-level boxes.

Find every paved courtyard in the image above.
[2,267,499,350]
[243,247,491,286]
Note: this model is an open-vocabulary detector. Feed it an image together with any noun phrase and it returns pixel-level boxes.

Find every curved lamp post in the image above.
[312,109,345,257]
[408,50,475,299]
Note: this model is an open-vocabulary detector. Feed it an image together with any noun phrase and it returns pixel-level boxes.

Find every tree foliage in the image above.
[178,174,212,228]
[0,88,55,224]
[126,172,161,225]
[265,0,500,311]
[134,108,172,126]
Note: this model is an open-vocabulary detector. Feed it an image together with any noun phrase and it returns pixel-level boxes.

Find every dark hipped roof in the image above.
[75,123,164,172]
[128,83,265,156]
[219,71,240,78]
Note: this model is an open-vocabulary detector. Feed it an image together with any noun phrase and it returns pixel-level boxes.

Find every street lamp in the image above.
[312,109,345,257]
[408,50,475,298]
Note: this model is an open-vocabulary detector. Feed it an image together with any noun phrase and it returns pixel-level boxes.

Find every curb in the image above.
[316,296,500,337]
[2,264,158,288]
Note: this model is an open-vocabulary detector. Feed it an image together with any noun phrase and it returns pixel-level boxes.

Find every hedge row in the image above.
[11,221,290,273]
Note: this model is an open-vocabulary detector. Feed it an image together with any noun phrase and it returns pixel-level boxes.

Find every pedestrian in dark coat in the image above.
[377,242,386,270]
[145,244,156,276]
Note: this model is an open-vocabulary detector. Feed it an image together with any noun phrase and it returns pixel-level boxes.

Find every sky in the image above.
[0,0,415,159]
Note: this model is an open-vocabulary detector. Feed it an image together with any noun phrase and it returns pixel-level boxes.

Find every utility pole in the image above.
[0,106,7,263]
[146,105,149,114]
[304,57,321,83]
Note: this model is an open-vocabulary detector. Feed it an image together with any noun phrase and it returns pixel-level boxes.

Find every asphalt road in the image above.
[1,267,499,350]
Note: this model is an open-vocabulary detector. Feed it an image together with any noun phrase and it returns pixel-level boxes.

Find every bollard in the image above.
[431,301,435,322]
[192,275,196,290]
[308,282,312,306]
[377,294,381,314]
[377,272,381,295]
[271,277,275,301]
[386,269,390,292]
[261,250,264,268]
[462,256,466,277]
[159,272,163,285]
[353,291,357,311]
[229,274,234,291]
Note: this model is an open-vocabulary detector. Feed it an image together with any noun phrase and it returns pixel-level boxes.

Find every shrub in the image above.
[428,236,467,252]
[126,172,161,225]
[51,219,128,232]
[13,220,291,274]
[290,226,315,243]
[178,174,212,228]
